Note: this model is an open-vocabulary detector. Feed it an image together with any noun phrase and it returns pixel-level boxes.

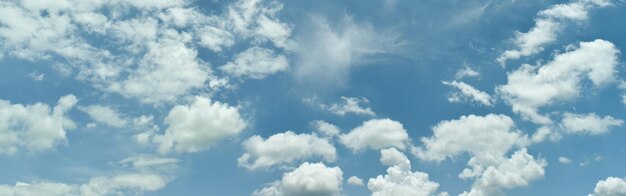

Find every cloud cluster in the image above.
[0,95,77,155]
[253,162,343,196]
[340,118,409,152]
[368,148,442,196]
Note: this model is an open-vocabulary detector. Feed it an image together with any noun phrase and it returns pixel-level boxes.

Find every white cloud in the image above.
[558,156,572,164]
[79,105,127,128]
[311,120,341,137]
[455,65,480,79]
[108,31,211,104]
[238,131,337,170]
[153,96,246,154]
[442,81,493,106]
[560,113,623,135]
[27,72,44,81]
[0,154,177,196]
[415,114,528,162]
[0,94,77,155]
[497,39,620,124]
[347,176,364,186]
[221,46,289,79]
[293,15,400,87]
[497,0,611,64]
[460,149,547,196]
[340,119,409,152]
[590,177,626,196]
[368,148,441,196]
[253,162,343,196]
[227,0,292,48]
[323,96,376,117]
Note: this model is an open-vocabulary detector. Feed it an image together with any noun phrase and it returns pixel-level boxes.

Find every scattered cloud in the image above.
[153,96,246,154]
[0,95,77,155]
[253,162,343,196]
[221,46,289,80]
[497,0,612,64]
[323,96,376,117]
[311,120,341,137]
[560,113,623,135]
[558,156,572,164]
[590,177,626,196]
[455,65,480,80]
[79,105,128,128]
[238,131,337,170]
[443,80,493,106]
[497,39,620,124]
[340,119,409,152]
[347,176,364,186]
[368,148,442,196]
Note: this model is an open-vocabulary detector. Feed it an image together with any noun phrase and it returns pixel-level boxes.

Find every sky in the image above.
[1,0,626,195]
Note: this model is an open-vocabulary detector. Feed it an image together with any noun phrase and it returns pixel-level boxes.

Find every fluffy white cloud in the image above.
[79,105,127,128]
[497,39,620,124]
[340,119,409,152]
[460,149,547,196]
[238,131,337,170]
[368,148,441,196]
[312,120,341,137]
[497,0,611,64]
[560,113,623,135]
[347,176,364,186]
[558,156,572,164]
[253,162,343,196]
[591,177,626,196]
[221,46,289,79]
[442,81,493,106]
[0,95,77,155]
[227,0,292,49]
[0,182,77,196]
[415,114,528,162]
[153,96,246,154]
[324,96,375,117]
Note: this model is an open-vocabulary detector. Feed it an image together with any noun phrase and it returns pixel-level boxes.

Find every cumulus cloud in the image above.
[497,39,620,124]
[253,162,343,196]
[311,120,341,137]
[442,81,493,106]
[455,65,480,79]
[340,119,409,152]
[460,149,547,196]
[368,148,441,196]
[238,131,337,170]
[221,46,289,79]
[590,177,626,196]
[347,176,364,186]
[323,96,376,117]
[415,114,528,162]
[0,0,294,105]
[497,0,612,64]
[153,96,246,154]
[560,113,623,135]
[0,94,77,155]
[79,105,127,128]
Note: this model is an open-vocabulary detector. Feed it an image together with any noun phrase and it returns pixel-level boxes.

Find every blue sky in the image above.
[1,0,626,195]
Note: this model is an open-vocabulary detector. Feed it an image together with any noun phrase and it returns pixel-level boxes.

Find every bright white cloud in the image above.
[253,162,343,196]
[311,120,341,137]
[0,94,77,155]
[340,119,409,152]
[221,46,289,79]
[238,131,337,170]
[497,0,612,64]
[558,156,572,164]
[560,113,623,135]
[324,96,375,117]
[442,80,493,106]
[153,96,246,154]
[347,176,364,186]
[415,114,528,162]
[368,148,441,196]
[497,39,620,124]
[590,177,626,196]
[79,105,127,128]
[227,0,292,49]
[460,149,547,196]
